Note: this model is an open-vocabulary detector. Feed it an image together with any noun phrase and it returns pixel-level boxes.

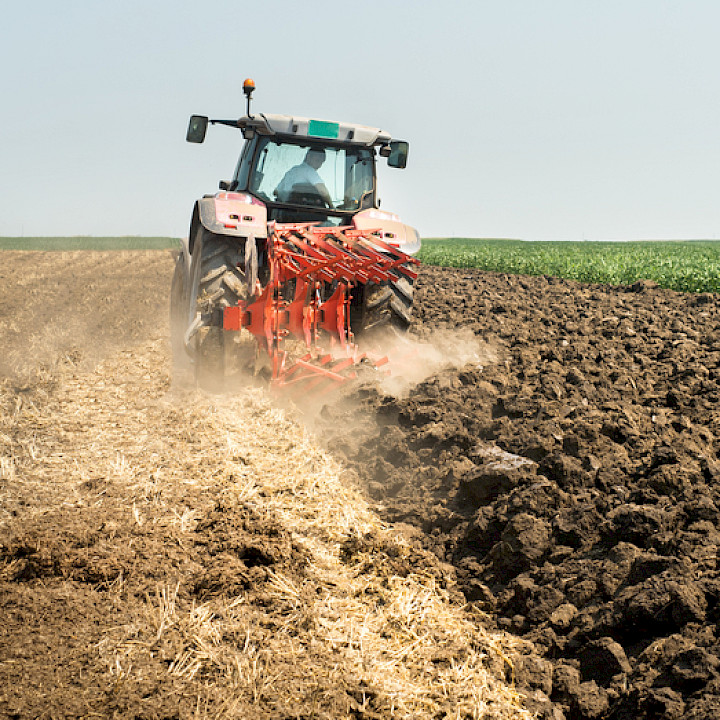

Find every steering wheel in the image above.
[288,185,332,209]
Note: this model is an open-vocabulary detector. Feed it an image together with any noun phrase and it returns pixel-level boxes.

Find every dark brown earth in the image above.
[319,266,720,720]
[3,251,720,719]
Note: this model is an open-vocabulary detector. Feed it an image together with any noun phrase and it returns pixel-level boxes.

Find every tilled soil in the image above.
[0,252,533,720]
[3,250,720,719]
[320,266,720,719]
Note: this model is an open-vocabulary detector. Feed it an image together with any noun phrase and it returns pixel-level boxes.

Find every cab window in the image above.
[247,139,374,211]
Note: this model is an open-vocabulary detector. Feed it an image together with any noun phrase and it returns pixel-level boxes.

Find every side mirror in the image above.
[187,115,208,143]
[388,140,409,169]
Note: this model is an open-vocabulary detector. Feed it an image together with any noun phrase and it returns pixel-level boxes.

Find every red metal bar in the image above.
[223,305,243,331]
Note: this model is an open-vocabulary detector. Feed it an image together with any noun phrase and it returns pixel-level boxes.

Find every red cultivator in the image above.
[221,222,419,396]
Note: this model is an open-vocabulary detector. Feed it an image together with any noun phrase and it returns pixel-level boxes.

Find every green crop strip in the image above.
[3,236,719,294]
[418,238,720,294]
[0,237,181,251]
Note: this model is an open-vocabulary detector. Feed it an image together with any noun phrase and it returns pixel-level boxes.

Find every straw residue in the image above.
[0,251,535,718]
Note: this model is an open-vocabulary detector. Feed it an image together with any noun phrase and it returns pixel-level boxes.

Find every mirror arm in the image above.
[210,119,241,129]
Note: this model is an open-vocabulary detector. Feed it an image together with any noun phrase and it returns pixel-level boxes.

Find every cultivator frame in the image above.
[222,222,419,394]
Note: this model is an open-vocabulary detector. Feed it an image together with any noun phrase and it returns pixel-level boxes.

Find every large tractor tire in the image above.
[187,229,250,390]
[170,251,190,369]
[353,275,414,341]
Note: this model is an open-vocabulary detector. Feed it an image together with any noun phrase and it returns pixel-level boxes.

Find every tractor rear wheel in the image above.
[353,275,414,341]
[169,251,190,369]
[188,229,250,390]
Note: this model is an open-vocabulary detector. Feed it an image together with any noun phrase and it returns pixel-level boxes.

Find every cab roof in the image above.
[238,113,392,146]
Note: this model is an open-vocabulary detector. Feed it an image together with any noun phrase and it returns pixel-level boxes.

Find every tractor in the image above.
[171,79,421,392]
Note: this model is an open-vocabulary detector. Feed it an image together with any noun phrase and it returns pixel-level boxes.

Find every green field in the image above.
[418,238,720,294]
[0,237,180,251]
[3,236,719,294]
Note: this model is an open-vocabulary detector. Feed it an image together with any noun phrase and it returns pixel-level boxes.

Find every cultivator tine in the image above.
[239,284,278,352]
[273,354,354,400]
[286,278,314,346]
[318,284,350,347]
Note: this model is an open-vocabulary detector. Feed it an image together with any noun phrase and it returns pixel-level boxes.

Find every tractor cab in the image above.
[232,134,376,225]
[186,82,409,227]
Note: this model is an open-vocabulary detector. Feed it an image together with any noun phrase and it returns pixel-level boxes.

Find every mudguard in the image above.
[196,192,268,240]
[352,209,421,255]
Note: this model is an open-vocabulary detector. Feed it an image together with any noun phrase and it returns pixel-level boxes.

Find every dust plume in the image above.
[373,327,498,397]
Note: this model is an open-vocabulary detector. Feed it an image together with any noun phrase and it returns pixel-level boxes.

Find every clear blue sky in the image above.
[3,0,720,240]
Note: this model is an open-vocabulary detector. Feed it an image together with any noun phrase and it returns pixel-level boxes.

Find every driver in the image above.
[275,148,334,208]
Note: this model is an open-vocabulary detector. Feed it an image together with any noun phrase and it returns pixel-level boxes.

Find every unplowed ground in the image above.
[0,252,532,720]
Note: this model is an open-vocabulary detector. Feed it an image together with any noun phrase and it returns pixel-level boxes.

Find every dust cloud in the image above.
[373,327,498,398]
